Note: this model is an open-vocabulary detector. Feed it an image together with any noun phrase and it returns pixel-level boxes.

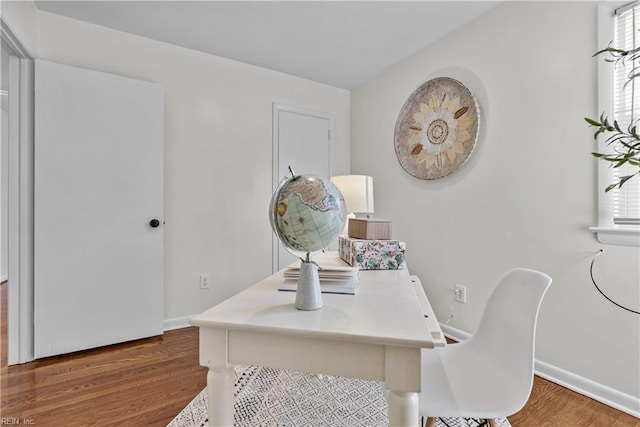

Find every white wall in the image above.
[352,1,639,400]
[4,4,350,321]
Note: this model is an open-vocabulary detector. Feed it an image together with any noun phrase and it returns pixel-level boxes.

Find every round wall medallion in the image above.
[394,77,480,180]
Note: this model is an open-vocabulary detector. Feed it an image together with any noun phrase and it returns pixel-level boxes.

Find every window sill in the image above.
[589,226,640,247]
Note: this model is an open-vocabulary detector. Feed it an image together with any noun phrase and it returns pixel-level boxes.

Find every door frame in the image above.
[271,103,334,273]
[2,17,35,364]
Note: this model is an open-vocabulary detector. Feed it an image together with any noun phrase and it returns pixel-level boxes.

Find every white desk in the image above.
[191,253,445,427]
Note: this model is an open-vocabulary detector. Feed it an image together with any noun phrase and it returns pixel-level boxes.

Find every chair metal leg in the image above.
[425,417,497,427]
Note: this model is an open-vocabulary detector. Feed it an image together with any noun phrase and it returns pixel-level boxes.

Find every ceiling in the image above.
[34,1,499,89]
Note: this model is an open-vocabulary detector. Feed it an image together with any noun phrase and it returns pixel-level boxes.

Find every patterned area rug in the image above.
[168,365,511,427]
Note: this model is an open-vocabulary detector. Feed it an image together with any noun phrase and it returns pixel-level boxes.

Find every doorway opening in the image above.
[1,18,35,365]
[271,103,334,272]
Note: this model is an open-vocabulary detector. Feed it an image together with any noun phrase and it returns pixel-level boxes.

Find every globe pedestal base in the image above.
[295,262,322,311]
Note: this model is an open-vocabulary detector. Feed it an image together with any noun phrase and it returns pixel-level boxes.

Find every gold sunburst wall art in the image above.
[394,77,480,180]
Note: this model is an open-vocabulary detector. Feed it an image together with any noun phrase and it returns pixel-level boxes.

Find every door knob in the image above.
[149,219,160,228]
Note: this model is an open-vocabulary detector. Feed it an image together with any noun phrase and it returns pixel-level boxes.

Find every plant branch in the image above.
[587,44,640,191]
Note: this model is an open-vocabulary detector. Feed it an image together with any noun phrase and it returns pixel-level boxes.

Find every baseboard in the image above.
[440,323,471,342]
[440,323,640,419]
[163,315,194,332]
[535,360,639,418]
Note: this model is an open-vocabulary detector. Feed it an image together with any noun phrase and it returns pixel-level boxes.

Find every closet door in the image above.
[34,60,164,358]
[272,104,333,271]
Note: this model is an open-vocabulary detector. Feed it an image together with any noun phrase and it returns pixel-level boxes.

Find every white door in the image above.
[272,104,333,271]
[34,60,164,358]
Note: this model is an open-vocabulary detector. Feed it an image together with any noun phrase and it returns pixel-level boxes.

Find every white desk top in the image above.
[191,253,440,348]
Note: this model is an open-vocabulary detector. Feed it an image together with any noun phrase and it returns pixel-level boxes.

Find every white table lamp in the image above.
[330,175,374,217]
[331,175,374,236]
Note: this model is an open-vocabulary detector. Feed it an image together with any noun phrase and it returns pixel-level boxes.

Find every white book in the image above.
[283,265,359,280]
[279,265,359,295]
[278,278,358,295]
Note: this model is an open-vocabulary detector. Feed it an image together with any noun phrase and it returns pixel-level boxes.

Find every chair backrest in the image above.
[464,268,552,413]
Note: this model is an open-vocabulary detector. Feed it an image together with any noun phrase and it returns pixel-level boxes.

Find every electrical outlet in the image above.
[199,273,211,290]
[454,284,467,304]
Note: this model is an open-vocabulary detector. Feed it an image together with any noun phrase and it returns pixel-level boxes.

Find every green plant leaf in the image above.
[585,117,601,126]
[618,174,637,188]
[594,128,604,139]
[605,183,618,192]
[589,44,640,192]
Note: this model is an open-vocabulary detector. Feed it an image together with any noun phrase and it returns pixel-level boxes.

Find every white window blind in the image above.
[613,3,640,224]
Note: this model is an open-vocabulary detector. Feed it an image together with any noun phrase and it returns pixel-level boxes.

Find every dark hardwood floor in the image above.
[0,282,207,426]
[1,282,638,426]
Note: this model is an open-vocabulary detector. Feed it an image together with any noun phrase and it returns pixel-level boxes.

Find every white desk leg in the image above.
[385,346,421,427]
[387,390,419,427]
[200,328,235,427]
[207,364,235,427]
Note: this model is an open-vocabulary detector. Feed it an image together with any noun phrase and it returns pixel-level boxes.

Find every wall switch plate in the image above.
[199,273,211,290]
[454,284,467,304]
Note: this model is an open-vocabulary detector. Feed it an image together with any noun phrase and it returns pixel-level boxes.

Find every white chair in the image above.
[420,268,552,427]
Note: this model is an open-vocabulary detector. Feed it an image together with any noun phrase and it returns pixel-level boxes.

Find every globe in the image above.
[269,174,347,259]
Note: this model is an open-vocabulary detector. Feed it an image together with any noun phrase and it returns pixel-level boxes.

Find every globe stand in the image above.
[295,261,322,311]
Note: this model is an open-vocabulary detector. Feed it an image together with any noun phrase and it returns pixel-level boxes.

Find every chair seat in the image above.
[419,343,528,419]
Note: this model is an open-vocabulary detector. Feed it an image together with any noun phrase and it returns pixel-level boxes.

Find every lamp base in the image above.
[295,262,322,311]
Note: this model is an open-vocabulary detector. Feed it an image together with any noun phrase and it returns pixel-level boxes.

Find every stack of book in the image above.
[279,265,360,295]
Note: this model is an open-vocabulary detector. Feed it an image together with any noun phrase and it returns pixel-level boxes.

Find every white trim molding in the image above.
[440,323,471,342]
[163,315,195,332]
[0,18,34,60]
[589,226,640,247]
[2,20,35,365]
[440,324,640,419]
[535,360,640,418]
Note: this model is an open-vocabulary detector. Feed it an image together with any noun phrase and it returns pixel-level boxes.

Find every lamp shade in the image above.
[330,175,374,215]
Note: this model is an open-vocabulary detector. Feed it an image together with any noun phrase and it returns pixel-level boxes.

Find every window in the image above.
[612,3,640,225]
[591,2,640,246]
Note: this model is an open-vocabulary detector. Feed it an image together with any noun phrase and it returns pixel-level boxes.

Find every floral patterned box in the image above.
[338,236,406,270]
